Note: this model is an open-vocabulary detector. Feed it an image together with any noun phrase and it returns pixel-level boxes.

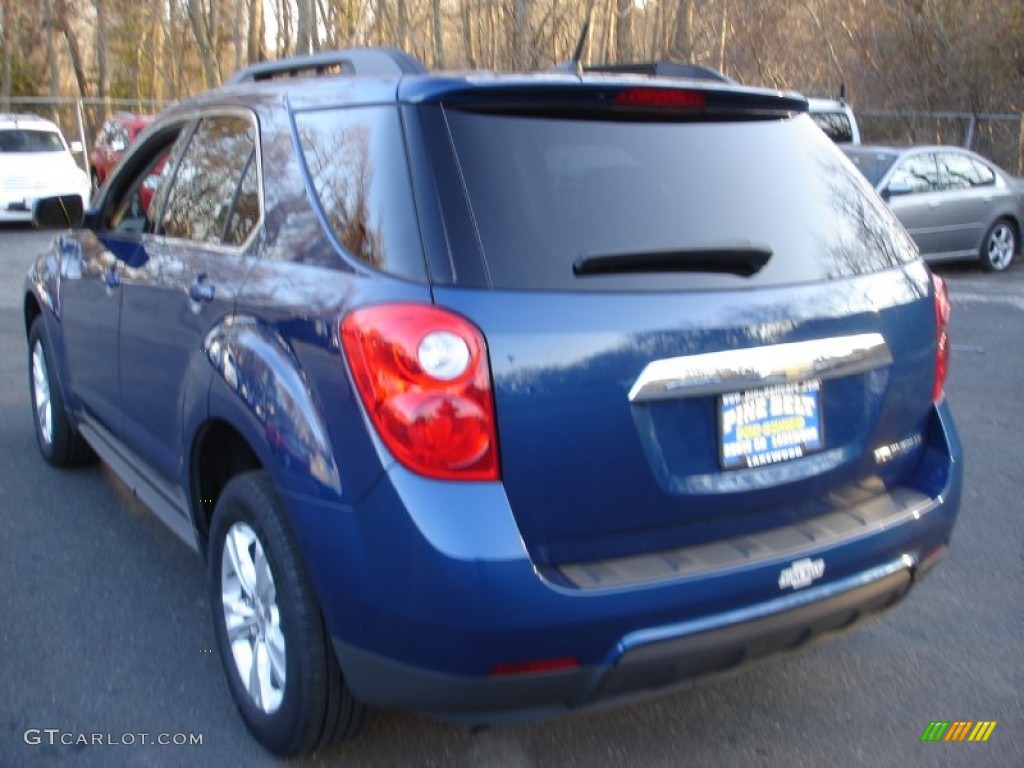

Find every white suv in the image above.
[0,113,90,222]
[808,97,861,144]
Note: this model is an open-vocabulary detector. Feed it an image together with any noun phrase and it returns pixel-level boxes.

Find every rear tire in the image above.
[979,219,1016,272]
[28,317,93,466]
[208,471,368,756]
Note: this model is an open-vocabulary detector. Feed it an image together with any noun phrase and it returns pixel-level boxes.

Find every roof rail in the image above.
[227,47,427,84]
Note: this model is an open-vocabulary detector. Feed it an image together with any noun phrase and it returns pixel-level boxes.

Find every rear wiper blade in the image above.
[573,245,772,277]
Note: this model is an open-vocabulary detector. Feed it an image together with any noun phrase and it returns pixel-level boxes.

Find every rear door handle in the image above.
[189,273,216,303]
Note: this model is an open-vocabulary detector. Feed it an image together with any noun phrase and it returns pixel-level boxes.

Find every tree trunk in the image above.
[669,0,695,61]
[53,0,90,97]
[151,16,163,101]
[460,0,475,67]
[296,0,314,55]
[187,0,220,88]
[247,0,265,61]
[48,0,59,122]
[95,0,108,105]
[396,0,409,52]
[717,0,728,73]
[615,0,632,62]
[233,0,245,71]
[431,0,444,68]
[0,0,10,107]
[512,0,531,69]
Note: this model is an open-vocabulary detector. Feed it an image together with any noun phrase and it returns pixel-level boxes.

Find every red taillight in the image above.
[340,304,499,481]
[491,657,580,676]
[932,273,951,403]
[613,87,706,109]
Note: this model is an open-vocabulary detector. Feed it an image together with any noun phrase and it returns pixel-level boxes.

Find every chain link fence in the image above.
[860,110,1024,176]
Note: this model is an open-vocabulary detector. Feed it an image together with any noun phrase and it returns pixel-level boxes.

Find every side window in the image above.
[103,120,194,235]
[293,106,425,279]
[107,150,172,234]
[969,158,996,186]
[161,115,259,245]
[938,152,995,189]
[224,156,259,245]
[889,153,939,194]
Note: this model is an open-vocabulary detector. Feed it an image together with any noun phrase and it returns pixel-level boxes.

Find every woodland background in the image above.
[1,0,1022,168]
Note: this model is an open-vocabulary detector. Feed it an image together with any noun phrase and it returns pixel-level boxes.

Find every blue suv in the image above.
[24,48,962,756]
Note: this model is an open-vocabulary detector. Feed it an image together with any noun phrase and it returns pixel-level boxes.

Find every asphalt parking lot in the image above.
[1,225,1021,768]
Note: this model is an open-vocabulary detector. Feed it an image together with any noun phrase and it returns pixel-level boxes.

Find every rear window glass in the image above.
[294,106,425,281]
[0,129,65,152]
[443,111,916,291]
[810,111,854,143]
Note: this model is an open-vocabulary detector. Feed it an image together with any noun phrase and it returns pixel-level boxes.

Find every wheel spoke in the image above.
[31,343,53,445]
[223,598,257,643]
[265,618,287,685]
[253,638,284,712]
[249,642,265,710]
[225,526,258,597]
[254,544,276,606]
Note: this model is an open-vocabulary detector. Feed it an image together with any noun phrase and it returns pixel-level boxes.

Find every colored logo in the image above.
[920,721,997,742]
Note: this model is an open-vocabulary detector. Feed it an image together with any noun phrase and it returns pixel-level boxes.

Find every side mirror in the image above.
[32,195,85,229]
[882,181,913,200]
[69,140,84,154]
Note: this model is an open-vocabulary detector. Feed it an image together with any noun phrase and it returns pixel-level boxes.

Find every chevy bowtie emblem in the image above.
[778,558,825,590]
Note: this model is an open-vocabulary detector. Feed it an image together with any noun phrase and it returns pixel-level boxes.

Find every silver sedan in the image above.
[842,145,1023,271]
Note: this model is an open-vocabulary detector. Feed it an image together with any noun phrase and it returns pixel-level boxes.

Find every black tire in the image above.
[208,471,367,756]
[27,317,93,466]
[979,219,1016,272]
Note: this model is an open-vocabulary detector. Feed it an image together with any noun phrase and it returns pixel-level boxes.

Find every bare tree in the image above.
[669,0,694,61]
[53,0,90,97]
[615,0,632,62]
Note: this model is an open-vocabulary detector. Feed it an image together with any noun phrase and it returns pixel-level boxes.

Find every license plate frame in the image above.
[719,380,824,469]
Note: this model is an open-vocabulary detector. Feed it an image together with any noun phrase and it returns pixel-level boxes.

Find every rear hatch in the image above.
[408,81,936,568]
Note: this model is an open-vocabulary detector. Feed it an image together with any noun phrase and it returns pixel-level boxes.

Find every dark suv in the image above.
[25,48,962,756]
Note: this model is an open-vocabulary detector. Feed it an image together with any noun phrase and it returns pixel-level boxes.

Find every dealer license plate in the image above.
[720,380,823,469]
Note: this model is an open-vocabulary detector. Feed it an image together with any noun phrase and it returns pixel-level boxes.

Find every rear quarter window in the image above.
[293,106,426,281]
[440,110,917,291]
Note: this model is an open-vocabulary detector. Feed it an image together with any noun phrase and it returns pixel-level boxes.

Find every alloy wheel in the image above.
[220,521,286,714]
[986,223,1015,271]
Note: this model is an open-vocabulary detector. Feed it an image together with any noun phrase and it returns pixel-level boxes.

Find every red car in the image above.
[89,113,154,188]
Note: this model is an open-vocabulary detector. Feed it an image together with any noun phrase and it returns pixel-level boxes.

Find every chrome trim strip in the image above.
[628,333,892,402]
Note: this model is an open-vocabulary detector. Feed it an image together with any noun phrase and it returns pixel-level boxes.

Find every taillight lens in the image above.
[340,304,499,481]
[613,87,706,109]
[932,273,951,403]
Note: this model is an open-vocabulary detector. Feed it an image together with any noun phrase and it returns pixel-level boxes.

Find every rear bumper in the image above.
[333,552,932,724]
[284,400,961,723]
